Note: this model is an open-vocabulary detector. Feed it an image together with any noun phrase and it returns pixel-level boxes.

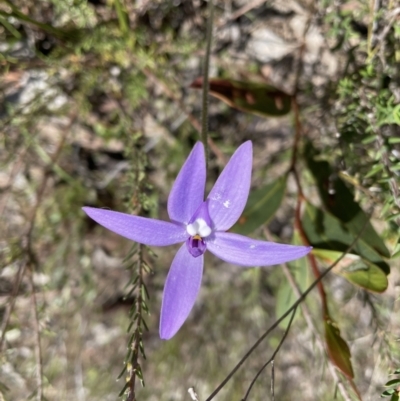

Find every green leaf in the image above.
[303,202,390,275]
[365,163,384,178]
[393,104,400,125]
[390,393,399,401]
[304,141,390,258]
[325,318,354,379]
[0,14,22,38]
[114,0,130,35]
[190,78,292,117]
[392,240,400,259]
[313,249,388,292]
[232,176,287,235]
[385,379,400,387]
[381,389,396,397]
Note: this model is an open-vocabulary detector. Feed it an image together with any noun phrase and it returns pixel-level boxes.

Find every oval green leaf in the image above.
[303,202,390,275]
[232,176,287,235]
[313,249,388,292]
[304,141,390,259]
[190,77,292,117]
[381,389,396,397]
[385,379,400,387]
[325,318,354,379]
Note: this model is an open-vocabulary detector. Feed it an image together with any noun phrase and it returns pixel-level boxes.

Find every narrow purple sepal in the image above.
[82,207,188,246]
[167,142,206,224]
[207,141,252,231]
[207,232,312,267]
[160,245,204,340]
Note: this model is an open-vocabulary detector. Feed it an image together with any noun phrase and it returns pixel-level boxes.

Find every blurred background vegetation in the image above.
[0,0,399,400]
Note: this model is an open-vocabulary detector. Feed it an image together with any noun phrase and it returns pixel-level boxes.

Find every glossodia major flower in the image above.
[83,141,311,340]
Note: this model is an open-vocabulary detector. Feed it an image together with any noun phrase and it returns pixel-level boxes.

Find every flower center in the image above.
[186,218,212,238]
[186,234,207,258]
[185,202,212,258]
[186,218,212,258]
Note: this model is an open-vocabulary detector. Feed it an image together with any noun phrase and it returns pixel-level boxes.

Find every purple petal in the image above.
[168,142,206,224]
[207,232,312,266]
[82,207,187,246]
[160,244,203,339]
[207,141,252,231]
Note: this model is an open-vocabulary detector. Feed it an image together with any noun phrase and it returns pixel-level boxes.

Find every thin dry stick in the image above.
[26,113,74,241]
[289,0,330,319]
[292,0,315,96]
[140,67,226,165]
[0,260,27,352]
[201,0,214,169]
[368,7,400,60]
[289,0,314,170]
[271,360,275,401]
[281,263,353,401]
[204,221,369,401]
[216,0,268,27]
[0,156,67,396]
[0,112,75,375]
[188,387,200,401]
[294,188,330,317]
[242,308,297,401]
[0,146,30,221]
[28,265,43,401]
[367,0,381,57]
[262,224,354,400]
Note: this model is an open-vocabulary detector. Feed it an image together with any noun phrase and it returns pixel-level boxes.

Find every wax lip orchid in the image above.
[83,141,311,340]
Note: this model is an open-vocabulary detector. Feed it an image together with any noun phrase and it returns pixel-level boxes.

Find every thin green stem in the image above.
[205,213,371,401]
[201,0,214,171]
[242,307,297,401]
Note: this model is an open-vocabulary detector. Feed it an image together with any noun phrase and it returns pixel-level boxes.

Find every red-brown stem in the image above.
[289,97,301,171]
[294,189,329,317]
[290,95,329,318]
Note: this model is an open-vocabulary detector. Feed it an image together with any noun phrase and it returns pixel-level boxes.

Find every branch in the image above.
[201,0,214,170]
[0,112,75,353]
[28,264,43,401]
[204,223,368,401]
[281,263,354,401]
[242,308,297,401]
[140,67,226,165]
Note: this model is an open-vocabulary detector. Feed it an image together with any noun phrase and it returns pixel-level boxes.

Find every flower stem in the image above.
[201,0,214,171]
[204,216,370,401]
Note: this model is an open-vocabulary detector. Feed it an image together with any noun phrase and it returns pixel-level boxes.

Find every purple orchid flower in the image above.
[83,141,311,340]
